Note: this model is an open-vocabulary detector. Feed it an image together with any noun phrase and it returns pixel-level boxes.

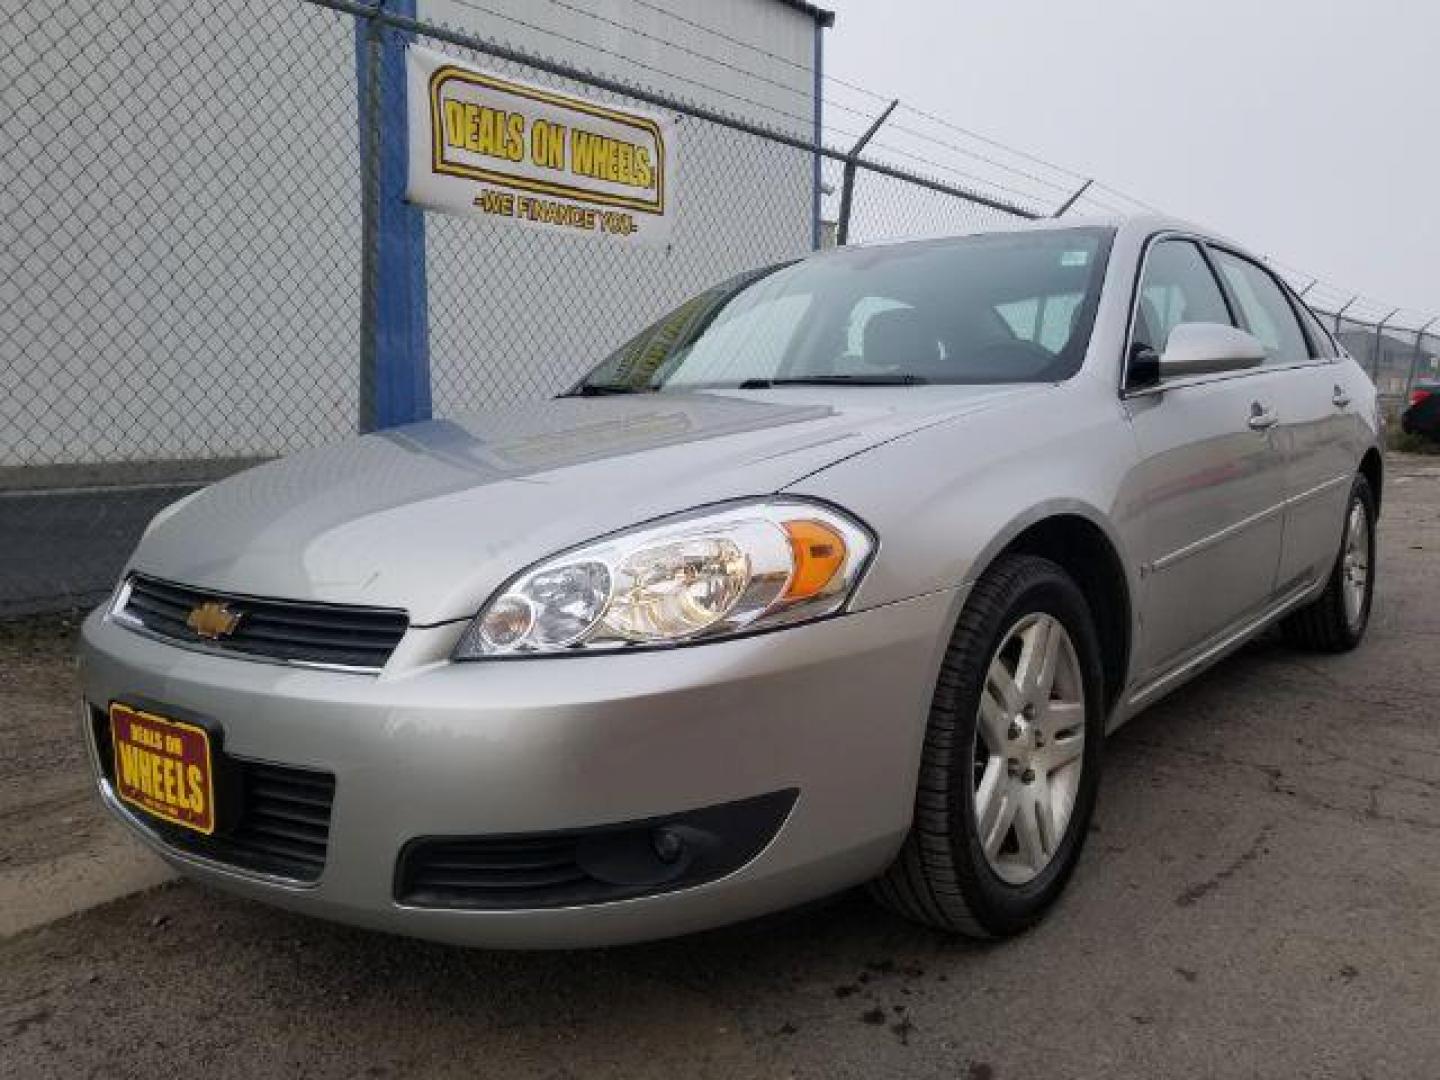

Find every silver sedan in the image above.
[79,217,1382,947]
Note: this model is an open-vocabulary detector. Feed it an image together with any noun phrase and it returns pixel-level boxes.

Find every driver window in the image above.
[1133,240,1232,354]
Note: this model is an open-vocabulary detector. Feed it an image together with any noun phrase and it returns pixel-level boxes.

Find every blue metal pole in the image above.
[810,19,823,250]
[355,0,429,432]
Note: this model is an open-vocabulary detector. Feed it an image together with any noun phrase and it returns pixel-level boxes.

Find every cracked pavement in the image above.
[2,453,1438,1079]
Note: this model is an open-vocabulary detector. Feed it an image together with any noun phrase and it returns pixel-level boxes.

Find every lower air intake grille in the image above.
[92,709,335,883]
[396,790,798,910]
[117,574,408,672]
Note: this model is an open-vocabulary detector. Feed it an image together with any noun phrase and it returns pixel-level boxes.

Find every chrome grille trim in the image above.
[113,574,408,674]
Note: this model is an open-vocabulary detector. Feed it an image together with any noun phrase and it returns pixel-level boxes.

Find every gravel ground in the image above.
[2,454,1437,1079]
[0,615,172,936]
[0,614,110,870]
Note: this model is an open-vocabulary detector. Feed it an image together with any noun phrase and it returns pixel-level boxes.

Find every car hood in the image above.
[130,387,1034,623]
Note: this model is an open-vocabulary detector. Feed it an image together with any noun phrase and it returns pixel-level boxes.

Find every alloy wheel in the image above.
[1340,499,1371,631]
[973,612,1087,885]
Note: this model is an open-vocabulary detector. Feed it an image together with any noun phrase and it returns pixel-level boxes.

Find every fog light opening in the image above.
[651,826,685,864]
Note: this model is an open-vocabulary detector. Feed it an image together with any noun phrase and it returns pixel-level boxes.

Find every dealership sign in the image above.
[406,46,675,245]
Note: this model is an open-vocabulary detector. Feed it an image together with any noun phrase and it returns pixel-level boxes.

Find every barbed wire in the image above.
[532,0,1106,209]
[445,0,867,141]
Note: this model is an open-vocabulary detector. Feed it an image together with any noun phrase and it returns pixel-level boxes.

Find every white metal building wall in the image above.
[0,0,820,467]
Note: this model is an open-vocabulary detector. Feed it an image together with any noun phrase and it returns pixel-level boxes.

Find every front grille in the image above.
[397,790,798,910]
[92,708,336,883]
[118,574,408,671]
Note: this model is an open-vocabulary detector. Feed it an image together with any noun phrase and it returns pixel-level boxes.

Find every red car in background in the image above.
[1401,381,1440,440]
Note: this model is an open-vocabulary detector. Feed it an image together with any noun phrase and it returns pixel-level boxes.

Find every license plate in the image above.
[109,703,216,835]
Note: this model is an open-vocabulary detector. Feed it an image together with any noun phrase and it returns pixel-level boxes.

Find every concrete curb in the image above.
[0,830,177,939]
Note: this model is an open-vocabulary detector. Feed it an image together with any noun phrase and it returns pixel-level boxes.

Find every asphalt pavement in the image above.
[0,484,198,616]
[2,454,1438,1079]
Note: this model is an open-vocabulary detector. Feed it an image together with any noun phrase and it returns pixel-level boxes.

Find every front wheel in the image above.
[1280,473,1376,652]
[870,554,1105,938]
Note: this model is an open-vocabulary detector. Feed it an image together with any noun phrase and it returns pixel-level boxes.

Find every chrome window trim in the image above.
[1122,355,1335,400]
[1203,243,1323,369]
[1117,229,1331,399]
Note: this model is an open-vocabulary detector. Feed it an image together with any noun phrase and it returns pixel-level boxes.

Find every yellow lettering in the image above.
[117,742,139,788]
[505,112,526,162]
[530,119,565,170]
[570,129,654,190]
[443,99,469,149]
[186,765,206,814]
[161,757,179,805]
[445,100,531,162]
[136,749,153,797]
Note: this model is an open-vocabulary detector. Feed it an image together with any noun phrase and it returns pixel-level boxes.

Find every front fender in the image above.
[786,383,1142,615]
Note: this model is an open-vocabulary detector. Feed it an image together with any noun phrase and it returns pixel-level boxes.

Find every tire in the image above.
[1280,473,1376,653]
[870,554,1106,938]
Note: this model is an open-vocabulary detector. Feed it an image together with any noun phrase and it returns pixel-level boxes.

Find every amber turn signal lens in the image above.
[781,519,848,600]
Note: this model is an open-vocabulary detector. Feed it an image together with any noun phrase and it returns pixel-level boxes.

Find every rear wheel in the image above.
[871,554,1105,938]
[1280,474,1376,653]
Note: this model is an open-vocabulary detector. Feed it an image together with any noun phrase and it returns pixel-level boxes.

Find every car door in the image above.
[1121,238,1289,680]
[1207,248,1355,595]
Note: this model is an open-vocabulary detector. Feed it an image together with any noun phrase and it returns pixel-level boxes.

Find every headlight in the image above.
[454,499,874,658]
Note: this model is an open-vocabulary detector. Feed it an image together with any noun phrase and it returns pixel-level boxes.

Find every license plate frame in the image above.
[109,702,217,836]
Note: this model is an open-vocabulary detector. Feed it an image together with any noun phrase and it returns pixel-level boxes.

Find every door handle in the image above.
[1332,385,1351,408]
[1248,402,1279,430]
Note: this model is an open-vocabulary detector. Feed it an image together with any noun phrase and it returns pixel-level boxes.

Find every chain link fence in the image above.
[2,0,1435,615]
[1280,283,1440,418]
[414,10,818,415]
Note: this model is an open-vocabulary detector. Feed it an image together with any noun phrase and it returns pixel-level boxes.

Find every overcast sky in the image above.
[822,0,1438,320]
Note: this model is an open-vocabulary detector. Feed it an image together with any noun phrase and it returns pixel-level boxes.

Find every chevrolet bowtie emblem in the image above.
[186,600,243,640]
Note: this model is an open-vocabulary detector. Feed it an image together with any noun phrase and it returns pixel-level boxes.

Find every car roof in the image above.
[833,214,1240,257]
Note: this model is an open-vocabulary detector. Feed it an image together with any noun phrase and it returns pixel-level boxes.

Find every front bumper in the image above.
[79,588,960,948]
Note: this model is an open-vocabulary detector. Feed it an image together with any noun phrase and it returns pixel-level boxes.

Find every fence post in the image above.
[1371,308,1398,383]
[1405,316,1438,399]
[810,20,823,250]
[1333,295,1359,338]
[1051,178,1093,218]
[836,99,897,246]
[355,0,430,433]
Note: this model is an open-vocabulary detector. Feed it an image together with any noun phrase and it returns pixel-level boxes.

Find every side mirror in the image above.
[1158,322,1266,380]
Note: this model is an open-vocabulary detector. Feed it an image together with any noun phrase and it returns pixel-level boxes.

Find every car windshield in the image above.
[573,228,1115,393]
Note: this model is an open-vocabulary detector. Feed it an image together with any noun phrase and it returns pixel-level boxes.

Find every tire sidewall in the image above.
[950,567,1106,934]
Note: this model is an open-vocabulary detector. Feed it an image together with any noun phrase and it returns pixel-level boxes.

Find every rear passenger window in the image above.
[1209,250,1310,365]
[1132,240,1232,355]
[1296,300,1338,358]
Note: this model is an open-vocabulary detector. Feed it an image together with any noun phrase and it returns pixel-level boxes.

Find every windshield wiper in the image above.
[735,374,929,389]
[561,383,658,397]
